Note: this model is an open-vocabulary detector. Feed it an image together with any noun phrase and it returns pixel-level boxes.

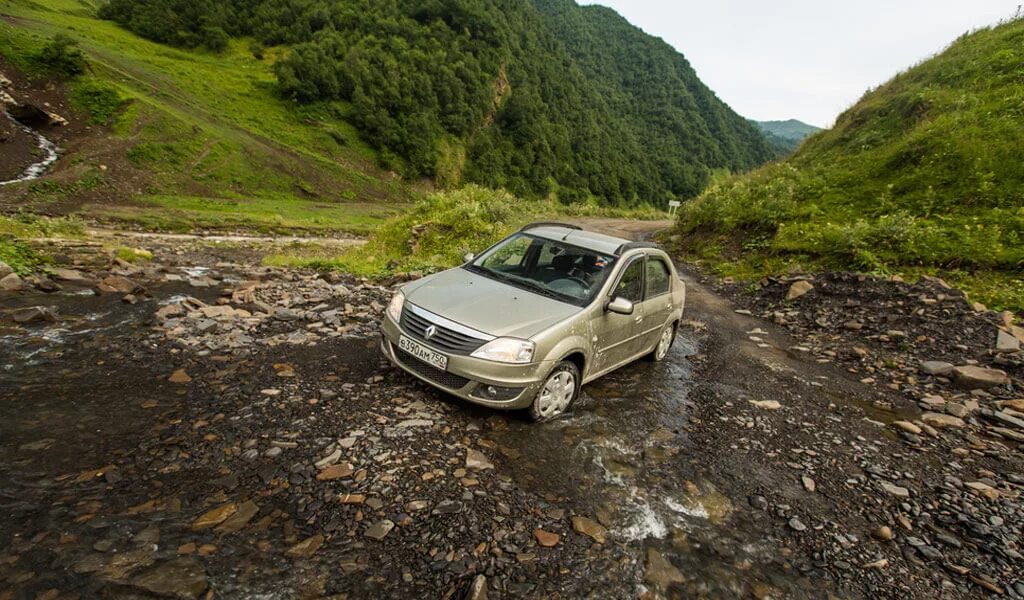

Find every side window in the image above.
[646,259,671,298]
[614,260,644,302]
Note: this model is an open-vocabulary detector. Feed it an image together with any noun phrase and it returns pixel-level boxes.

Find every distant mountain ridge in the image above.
[97,0,775,206]
[751,119,821,155]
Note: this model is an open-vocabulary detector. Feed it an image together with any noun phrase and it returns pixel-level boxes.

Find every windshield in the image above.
[465,233,618,306]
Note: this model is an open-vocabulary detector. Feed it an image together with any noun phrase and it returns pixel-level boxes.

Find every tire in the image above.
[528,361,581,422]
[646,322,676,362]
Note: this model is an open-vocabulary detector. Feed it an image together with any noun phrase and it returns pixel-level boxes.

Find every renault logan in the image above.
[380,223,685,421]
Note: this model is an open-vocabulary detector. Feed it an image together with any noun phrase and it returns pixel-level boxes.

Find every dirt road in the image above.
[0,222,1020,599]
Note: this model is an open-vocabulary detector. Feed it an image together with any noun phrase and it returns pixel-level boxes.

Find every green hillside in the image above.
[752,119,821,155]
[677,17,1024,310]
[92,0,773,206]
[0,0,408,234]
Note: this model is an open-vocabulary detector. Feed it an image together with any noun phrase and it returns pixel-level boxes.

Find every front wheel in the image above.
[647,323,676,362]
[528,361,580,422]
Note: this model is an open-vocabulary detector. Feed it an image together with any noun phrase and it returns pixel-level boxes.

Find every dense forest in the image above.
[97,0,774,206]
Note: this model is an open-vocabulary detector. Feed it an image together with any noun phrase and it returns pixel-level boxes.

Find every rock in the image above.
[534,529,560,547]
[191,502,237,530]
[892,421,922,435]
[467,575,488,600]
[952,365,1009,389]
[214,500,259,534]
[921,409,966,427]
[314,448,342,469]
[364,520,395,540]
[286,535,324,558]
[785,280,814,301]
[996,329,1020,353]
[880,482,911,498]
[316,463,354,481]
[645,548,684,588]
[98,275,142,295]
[862,558,889,570]
[872,526,893,541]
[465,448,494,471]
[920,412,966,429]
[788,517,807,531]
[919,361,954,377]
[12,306,58,324]
[0,272,24,291]
[571,516,608,544]
[801,476,816,493]
[130,558,207,599]
[168,370,192,384]
[0,261,11,278]
[52,268,93,285]
[749,400,782,410]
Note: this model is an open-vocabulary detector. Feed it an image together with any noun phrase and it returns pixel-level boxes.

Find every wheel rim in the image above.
[656,327,673,360]
[537,371,576,417]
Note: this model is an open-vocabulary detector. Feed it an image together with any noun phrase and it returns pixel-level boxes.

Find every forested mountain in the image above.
[96,0,774,206]
[678,17,1024,308]
[751,119,821,155]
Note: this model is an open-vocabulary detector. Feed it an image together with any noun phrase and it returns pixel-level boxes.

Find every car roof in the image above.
[525,225,629,256]
[522,224,662,257]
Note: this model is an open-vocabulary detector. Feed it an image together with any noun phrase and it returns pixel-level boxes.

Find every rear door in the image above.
[591,256,646,374]
[638,255,674,351]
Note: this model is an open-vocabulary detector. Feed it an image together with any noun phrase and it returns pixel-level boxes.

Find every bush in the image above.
[70,78,127,124]
[33,34,87,77]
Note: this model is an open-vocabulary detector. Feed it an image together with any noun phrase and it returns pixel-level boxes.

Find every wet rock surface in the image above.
[1,236,1020,599]
[692,268,1023,599]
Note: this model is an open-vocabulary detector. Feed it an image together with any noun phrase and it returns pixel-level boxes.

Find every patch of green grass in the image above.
[675,17,1024,313]
[0,214,85,275]
[69,77,127,124]
[0,214,85,238]
[264,185,667,277]
[0,238,46,275]
[88,195,397,235]
[115,246,153,263]
[1,0,409,221]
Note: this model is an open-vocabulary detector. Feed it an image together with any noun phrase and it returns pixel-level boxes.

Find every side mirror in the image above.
[463,253,476,263]
[606,296,634,315]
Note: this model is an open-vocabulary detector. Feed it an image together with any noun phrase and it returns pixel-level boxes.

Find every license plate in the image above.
[399,335,448,370]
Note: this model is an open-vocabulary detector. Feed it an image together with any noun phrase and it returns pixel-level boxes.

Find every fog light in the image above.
[471,384,523,401]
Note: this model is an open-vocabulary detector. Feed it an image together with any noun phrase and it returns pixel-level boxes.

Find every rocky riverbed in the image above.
[1,230,1021,599]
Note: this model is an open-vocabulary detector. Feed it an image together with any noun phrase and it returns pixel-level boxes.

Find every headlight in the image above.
[386,291,405,322]
[471,338,535,364]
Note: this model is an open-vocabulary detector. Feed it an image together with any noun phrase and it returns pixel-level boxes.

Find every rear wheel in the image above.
[647,322,676,362]
[528,361,580,422]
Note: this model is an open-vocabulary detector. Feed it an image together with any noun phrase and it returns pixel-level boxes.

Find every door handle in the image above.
[635,316,643,323]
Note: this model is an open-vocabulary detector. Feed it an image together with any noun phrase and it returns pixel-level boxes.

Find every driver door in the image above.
[591,257,645,374]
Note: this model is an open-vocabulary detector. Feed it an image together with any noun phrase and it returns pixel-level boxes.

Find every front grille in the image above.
[399,307,488,355]
[395,348,471,390]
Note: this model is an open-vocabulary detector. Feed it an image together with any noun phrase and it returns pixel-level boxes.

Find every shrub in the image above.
[70,78,127,124]
[33,34,87,77]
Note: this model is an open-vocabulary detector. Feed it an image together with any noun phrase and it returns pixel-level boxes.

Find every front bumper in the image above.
[380,314,548,410]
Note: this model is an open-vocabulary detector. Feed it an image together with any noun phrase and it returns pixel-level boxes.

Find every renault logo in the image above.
[424,325,438,340]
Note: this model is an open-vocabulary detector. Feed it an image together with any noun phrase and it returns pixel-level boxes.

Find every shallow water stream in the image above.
[0,111,59,186]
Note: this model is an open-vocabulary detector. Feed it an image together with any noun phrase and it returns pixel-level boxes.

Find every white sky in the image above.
[579,0,1020,127]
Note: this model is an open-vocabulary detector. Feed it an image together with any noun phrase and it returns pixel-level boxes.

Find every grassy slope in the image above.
[676,18,1024,311]
[0,0,408,234]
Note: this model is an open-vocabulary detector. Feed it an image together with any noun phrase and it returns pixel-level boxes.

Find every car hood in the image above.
[402,267,581,339]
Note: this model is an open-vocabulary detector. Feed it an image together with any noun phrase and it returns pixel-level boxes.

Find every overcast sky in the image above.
[580,0,1020,127]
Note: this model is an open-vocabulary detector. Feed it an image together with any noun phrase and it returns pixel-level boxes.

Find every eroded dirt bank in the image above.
[0,224,1021,599]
